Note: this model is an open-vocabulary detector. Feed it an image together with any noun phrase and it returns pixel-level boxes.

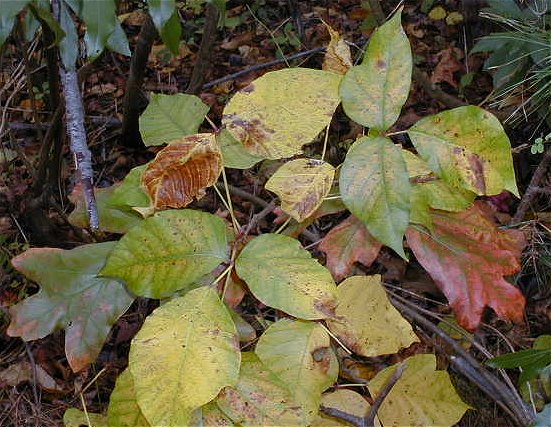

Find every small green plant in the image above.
[5,8,532,427]
[531,132,551,154]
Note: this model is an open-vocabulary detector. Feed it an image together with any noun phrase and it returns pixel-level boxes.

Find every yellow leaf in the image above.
[265,159,335,222]
[322,21,353,75]
[313,389,381,427]
[429,6,447,20]
[326,275,418,356]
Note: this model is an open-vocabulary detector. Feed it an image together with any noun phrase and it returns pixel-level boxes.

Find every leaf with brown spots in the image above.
[322,21,352,75]
[7,242,134,372]
[142,133,222,210]
[318,215,382,282]
[406,203,526,330]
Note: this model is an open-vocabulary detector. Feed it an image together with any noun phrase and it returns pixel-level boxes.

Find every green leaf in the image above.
[139,93,210,146]
[80,0,117,59]
[109,164,151,212]
[369,354,470,426]
[107,369,150,427]
[326,275,418,357]
[23,4,40,41]
[216,352,306,426]
[265,159,335,222]
[64,408,107,427]
[0,1,28,48]
[339,136,410,258]
[57,0,78,69]
[28,2,65,47]
[7,242,134,372]
[129,287,240,427]
[340,8,412,131]
[147,0,174,33]
[235,234,338,319]
[218,129,264,169]
[222,68,341,159]
[159,10,181,55]
[408,106,519,196]
[255,319,339,423]
[532,403,551,427]
[101,210,231,298]
[106,19,131,57]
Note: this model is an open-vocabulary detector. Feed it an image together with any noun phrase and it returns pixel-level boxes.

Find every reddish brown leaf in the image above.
[319,215,382,282]
[405,203,526,330]
[142,133,222,209]
[430,46,464,89]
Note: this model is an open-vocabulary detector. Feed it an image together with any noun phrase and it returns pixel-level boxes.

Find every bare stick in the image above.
[365,362,406,426]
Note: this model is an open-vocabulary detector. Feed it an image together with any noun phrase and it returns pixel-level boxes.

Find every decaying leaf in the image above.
[326,276,418,357]
[255,319,339,423]
[190,402,234,426]
[235,234,338,320]
[318,215,382,281]
[8,242,134,372]
[216,352,306,426]
[129,287,240,427]
[142,133,222,210]
[222,68,341,159]
[322,21,353,74]
[265,159,335,222]
[406,203,526,330]
[369,355,470,427]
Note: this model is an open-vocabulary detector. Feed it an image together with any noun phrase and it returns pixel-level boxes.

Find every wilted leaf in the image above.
[322,21,352,74]
[101,210,231,298]
[340,9,412,131]
[265,159,335,222]
[139,93,209,146]
[319,215,382,282]
[222,68,341,159]
[314,389,379,427]
[340,136,410,258]
[408,106,519,196]
[216,352,306,426]
[190,402,234,426]
[218,129,264,169]
[107,369,150,427]
[406,203,526,330]
[369,355,470,427]
[141,133,222,209]
[64,408,107,427]
[235,234,338,319]
[129,287,240,427]
[327,276,418,356]
[255,319,339,423]
[8,242,134,372]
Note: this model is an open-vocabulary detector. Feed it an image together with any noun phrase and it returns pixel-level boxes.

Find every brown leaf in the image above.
[430,46,464,88]
[406,203,526,330]
[319,215,382,282]
[142,133,222,210]
[322,21,353,75]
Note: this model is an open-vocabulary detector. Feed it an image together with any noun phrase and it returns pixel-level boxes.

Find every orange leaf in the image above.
[319,215,382,282]
[322,21,353,75]
[142,133,222,209]
[406,203,526,330]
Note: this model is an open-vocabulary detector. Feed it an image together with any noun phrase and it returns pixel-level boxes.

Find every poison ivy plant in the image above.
[7,8,523,427]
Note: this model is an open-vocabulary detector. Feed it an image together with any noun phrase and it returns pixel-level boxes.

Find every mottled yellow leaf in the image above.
[313,389,380,427]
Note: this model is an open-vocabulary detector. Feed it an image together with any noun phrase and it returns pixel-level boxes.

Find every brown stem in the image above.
[511,148,551,223]
[186,3,220,94]
[120,14,157,147]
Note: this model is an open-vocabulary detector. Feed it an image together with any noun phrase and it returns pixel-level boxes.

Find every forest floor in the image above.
[1,1,550,426]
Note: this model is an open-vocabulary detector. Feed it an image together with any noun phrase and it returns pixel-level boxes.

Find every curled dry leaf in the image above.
[142,133,222,210]
[322,21,353,75]
[406,202,526,330]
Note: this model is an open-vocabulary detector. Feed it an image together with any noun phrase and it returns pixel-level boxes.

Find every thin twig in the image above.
[365,362,406,426]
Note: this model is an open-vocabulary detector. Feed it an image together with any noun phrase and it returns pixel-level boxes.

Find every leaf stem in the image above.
[274,217,291,234]
[321,124,330,161]
[320,323,352,355]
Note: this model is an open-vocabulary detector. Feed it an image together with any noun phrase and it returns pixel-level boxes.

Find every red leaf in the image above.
[406,203,526,330]
[319,215,382,282]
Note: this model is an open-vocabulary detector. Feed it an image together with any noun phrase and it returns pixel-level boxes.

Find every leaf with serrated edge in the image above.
[408,106,519,196]
[313,389,380,427]
[235,234,338,319]
[129,287,240,427]
[322,21,352,75]
[255,319,339,423]
[107,369,150,427]
[319,215,382,282]
[266,159,335,222]
[218,129,265,169]
[327,276,418,356]
[340,8,412,131]
[369,355,470,427]
[142,133,222,209]
[222,68,341,159]
[216,352,306,426]
[139,93,209,146]
[101,210,231,299]
[406,203,526,330]
[340,136,410,258]
[7,242,133,373]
